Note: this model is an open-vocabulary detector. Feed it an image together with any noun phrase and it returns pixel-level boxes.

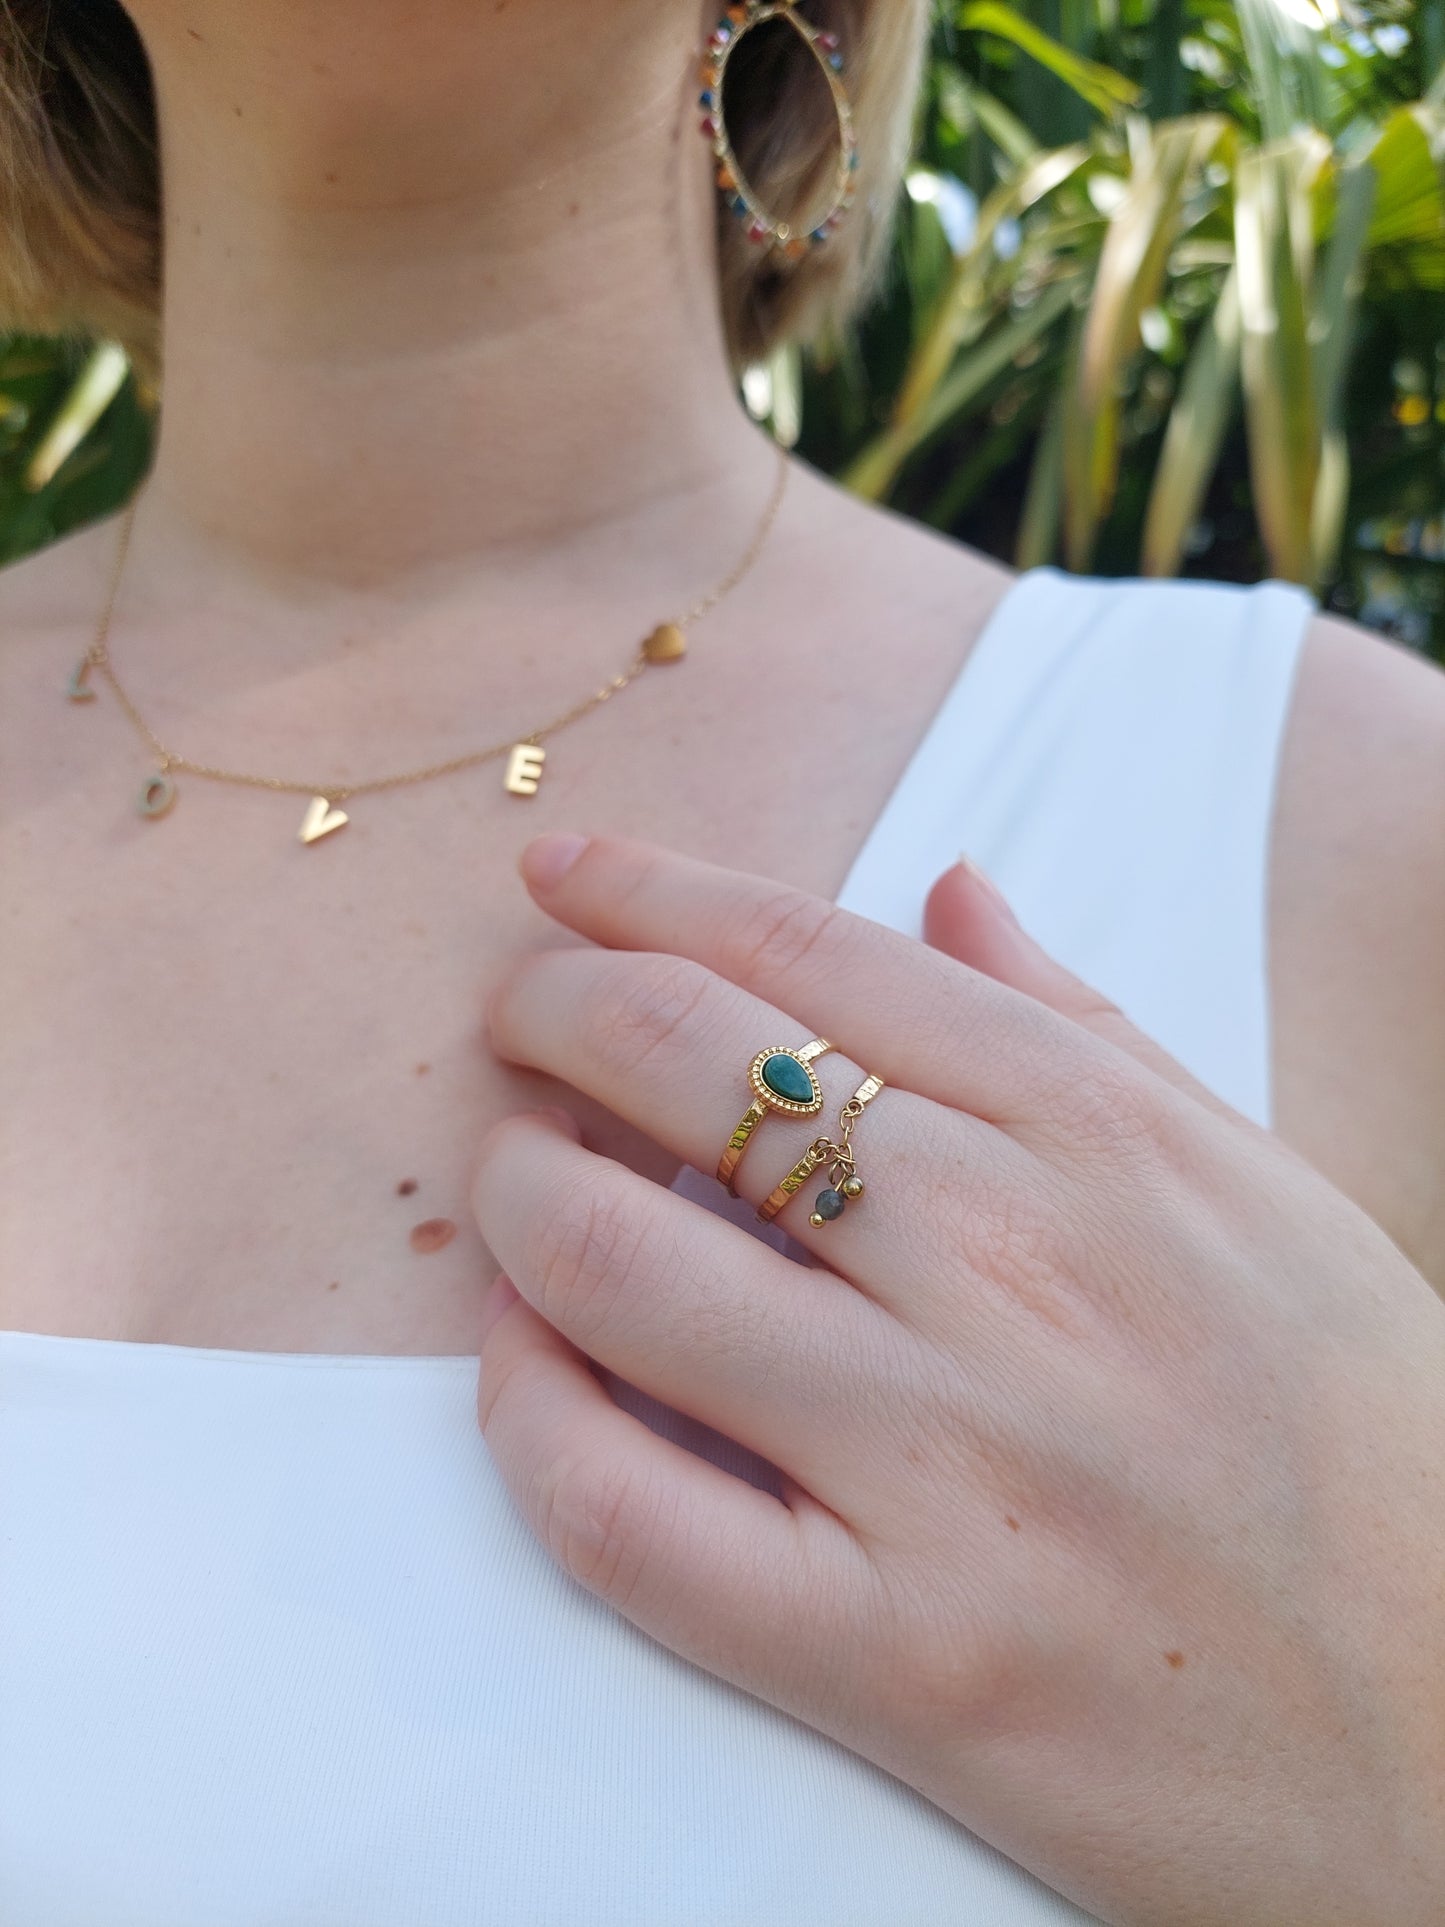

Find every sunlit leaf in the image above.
[1140,266,1241,576]
[843,278,1080,500]
[1064,113,1228,568]
[1234,132,1329,583]
[1307,159,1375,580]
[942,71,1040,167]
[1234,0,1329,145]
[957,3,1142,118]
[890,143,1090,433]
[1365,101,1445,249]
[1015,368,1070,568]
[22,341,131,492]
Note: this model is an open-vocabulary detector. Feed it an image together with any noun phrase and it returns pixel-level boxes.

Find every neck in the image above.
[125,0,767,599]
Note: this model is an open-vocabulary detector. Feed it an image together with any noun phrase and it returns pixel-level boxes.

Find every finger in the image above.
[486,943,1025,1308]
[923,860,1237,1118]
[471,1110,899,1507]
[516,832,1160,1130]
[477,1256,843,1707]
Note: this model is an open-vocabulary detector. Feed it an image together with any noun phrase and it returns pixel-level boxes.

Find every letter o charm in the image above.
[136,771,177,819]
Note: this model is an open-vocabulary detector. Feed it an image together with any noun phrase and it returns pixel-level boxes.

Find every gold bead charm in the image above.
[778,1071,884,1228]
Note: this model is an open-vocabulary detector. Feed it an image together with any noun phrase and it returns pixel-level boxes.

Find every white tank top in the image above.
[0,567,1313,1926]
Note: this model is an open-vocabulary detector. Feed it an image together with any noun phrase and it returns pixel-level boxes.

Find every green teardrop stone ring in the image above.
[716,1039,833,1195]
[759,1051,817,1105]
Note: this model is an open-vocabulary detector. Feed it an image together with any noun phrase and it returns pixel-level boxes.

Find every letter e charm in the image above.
[504,742,546,796]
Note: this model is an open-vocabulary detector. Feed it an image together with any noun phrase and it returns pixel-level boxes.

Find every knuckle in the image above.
[908,1137,1095,1341]
[536,1450,670,1608]
[964,1188,1097,1340]
[1051,1047,1163,1160]
[725,885,844,985]
[526,1164,647,1345]
[586,954,715,1079]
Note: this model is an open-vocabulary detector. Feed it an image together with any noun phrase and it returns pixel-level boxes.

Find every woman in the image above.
[1,2,1442,1922]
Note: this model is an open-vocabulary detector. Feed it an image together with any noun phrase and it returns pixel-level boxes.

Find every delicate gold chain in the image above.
[810,1073,886,1191]
[80,442,789,803]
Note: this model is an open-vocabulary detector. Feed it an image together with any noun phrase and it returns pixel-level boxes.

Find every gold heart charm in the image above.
[299,795,349,844]
[641,622,687,664]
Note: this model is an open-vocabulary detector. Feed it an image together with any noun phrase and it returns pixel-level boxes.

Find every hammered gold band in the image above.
[756,1142,830,1226]
[716,1038,833,1195]
[757,1072,885,1226]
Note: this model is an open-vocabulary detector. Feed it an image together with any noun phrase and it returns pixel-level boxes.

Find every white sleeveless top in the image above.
[1,568,1313,1926]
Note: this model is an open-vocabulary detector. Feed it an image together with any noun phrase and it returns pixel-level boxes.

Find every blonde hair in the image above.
[0,1,930,386]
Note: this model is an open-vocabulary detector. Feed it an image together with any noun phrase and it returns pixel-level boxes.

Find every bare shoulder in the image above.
[783,454,1016,634]
[1271,608,1445,1286]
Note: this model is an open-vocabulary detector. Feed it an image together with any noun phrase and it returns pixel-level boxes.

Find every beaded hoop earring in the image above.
[698,2,860,262]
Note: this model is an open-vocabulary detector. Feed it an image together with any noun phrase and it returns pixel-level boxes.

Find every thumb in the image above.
[924,859,1235,1116]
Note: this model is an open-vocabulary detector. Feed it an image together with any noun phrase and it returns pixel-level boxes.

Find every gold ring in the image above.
[757,1072,884,1226]
[716,1039,833,1195]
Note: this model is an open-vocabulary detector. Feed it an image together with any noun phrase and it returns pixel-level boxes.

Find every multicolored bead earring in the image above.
[698,2,860,262]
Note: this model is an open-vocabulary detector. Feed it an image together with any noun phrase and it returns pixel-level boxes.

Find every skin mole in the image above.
[1165,1651,1186,1669]
[397,1178,419,1197]
[410,1217,458,1256]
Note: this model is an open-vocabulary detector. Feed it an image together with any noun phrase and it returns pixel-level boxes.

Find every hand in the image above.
[471,832,1445,1926]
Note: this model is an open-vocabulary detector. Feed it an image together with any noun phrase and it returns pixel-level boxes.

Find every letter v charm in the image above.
[299,795,349,844]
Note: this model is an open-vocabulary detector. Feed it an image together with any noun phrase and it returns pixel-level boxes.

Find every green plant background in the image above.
[3,0,1442,657]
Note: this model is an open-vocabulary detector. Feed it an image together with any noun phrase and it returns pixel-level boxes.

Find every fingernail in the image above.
[957,854,1019,925]
[520,833,588,893]
[532,1105,582,1140]
[479,1272,519,1342]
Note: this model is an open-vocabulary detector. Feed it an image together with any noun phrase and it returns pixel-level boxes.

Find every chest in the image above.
[0,633,961,1351]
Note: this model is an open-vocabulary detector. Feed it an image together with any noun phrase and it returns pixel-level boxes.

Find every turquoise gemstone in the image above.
[761,1052,814,1105]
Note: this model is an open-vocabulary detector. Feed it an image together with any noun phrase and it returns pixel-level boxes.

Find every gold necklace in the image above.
[65,442,790,846]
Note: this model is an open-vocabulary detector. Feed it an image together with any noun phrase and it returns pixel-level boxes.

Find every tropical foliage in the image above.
[2,0,1442,654]
[780,0,1445,656]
